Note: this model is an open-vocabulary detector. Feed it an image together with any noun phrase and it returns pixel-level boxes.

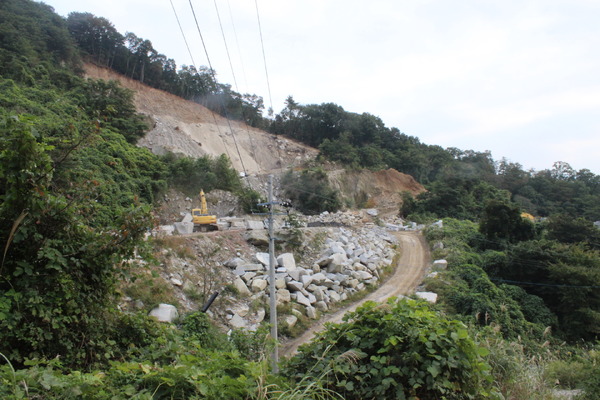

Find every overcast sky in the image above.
[44,0,600,174]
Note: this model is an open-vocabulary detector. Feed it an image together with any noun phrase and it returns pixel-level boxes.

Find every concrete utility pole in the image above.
[267,174,279,372]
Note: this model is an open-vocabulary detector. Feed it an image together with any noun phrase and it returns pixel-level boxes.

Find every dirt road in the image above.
[280,231,431,357]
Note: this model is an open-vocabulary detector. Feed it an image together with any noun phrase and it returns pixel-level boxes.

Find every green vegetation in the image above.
[284,298,498,399]
[281,168,342,215]
[1,0,599,398]
[423,218,600,397]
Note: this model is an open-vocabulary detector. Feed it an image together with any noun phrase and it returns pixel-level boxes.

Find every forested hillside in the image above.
[1,1,599,399]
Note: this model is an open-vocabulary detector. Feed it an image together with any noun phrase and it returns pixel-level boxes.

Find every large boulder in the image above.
[296,292,312,307]
[173,222,194,235]
[251,278,268,292]
[233,276,251,296]
[245,230,269,247]
[224,257,245,269]
[149,304,178,322]
[277,253,297,271]
[255,252,270,266]
[327,252,348,273]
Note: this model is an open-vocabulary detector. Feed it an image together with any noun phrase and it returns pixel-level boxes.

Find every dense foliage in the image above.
[65,10,267,128]
[284,298,497,400]
[269,97,600,224]
[281,168,342,215]
[425,218,600,342]
[0,0,257,370]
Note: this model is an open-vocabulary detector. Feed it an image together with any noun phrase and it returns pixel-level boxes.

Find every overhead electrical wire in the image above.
[490,278,600,289]
[169,0,233,162]
[187,0,249,178]
[254,0,273,114]
[215,0,259,164]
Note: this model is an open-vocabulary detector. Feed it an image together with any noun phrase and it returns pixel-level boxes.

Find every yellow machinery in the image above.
[192,190,218,232]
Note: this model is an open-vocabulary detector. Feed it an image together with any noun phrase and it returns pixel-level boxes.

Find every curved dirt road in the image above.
[280,231,431,357]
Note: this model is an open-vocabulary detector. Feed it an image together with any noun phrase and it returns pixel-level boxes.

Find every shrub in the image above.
[283,298,498,400]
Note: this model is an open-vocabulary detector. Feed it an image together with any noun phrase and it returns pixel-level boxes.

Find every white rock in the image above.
[277,253,297,271]
[170,278,183,287]
[327,252,348,273]
[277,289,291,303]
[416,292,438,303]
[255,252,270,266]
[311,272,328,285]
[242,263,265,272]
[230,314,248,329]
[251,278,268,292]
[287,281,304,292]
[241,272,256,283]
[433,260,448,270]
[276,277,287,289]
[285,315,298,328]
[233,276,251,296]
[306,306,318,319]
[149,304,178,323]
[301,274,314,287]
[288,269,302,281]
[173,222,194,235]
[224,257,245,269]
[328,291,341,303]
[245,220,265,230]
[296,292,312,307]
[255,308,266,323]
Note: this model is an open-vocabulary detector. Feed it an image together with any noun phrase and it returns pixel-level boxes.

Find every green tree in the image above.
[479,200,535,245]
[0,115,153,368]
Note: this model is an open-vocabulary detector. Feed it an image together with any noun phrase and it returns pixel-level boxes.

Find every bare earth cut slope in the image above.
[84,63,317,175]
[84,64,426,206]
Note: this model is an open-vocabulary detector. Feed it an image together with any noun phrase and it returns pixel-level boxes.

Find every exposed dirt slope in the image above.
[281,231,431,357]
[84,64,425,209]
[328,168,426,216]
[84,64,317,175]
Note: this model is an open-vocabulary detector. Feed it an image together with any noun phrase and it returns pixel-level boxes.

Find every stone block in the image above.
[251,278,268,292]
[277,253,297,271]
[287,280,304,292]
[233,276,251,296]
[306,306,318,319]
[277,289,291,303]
[173,222,194,235]
[416,291,438,303]
[149,304,178,323]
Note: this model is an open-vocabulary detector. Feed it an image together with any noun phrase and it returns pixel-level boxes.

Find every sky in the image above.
[43,0,600,174]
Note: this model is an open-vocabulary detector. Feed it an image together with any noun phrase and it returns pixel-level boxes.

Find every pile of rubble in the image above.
[223,226,397,329]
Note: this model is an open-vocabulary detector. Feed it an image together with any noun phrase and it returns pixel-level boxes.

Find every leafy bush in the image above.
[181,312,233,351]
[284,298,498,400]
[281,168,342,215]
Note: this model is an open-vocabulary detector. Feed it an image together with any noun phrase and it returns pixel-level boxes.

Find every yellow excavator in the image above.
[192,190,218,232]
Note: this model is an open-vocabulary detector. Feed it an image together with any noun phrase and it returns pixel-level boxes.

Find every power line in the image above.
[254,0,273,114]
[188,0,248,178]
[490,278,600,289]
[169,0,196,67]
[212,0,238,91]
[169,0,233,162]
[216,0,259,166]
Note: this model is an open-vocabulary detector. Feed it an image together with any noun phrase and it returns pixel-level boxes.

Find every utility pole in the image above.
[256,175,283,372]
[267,174,279,372]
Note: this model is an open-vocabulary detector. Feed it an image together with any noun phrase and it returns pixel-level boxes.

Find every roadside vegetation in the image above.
[1,1,598,398]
